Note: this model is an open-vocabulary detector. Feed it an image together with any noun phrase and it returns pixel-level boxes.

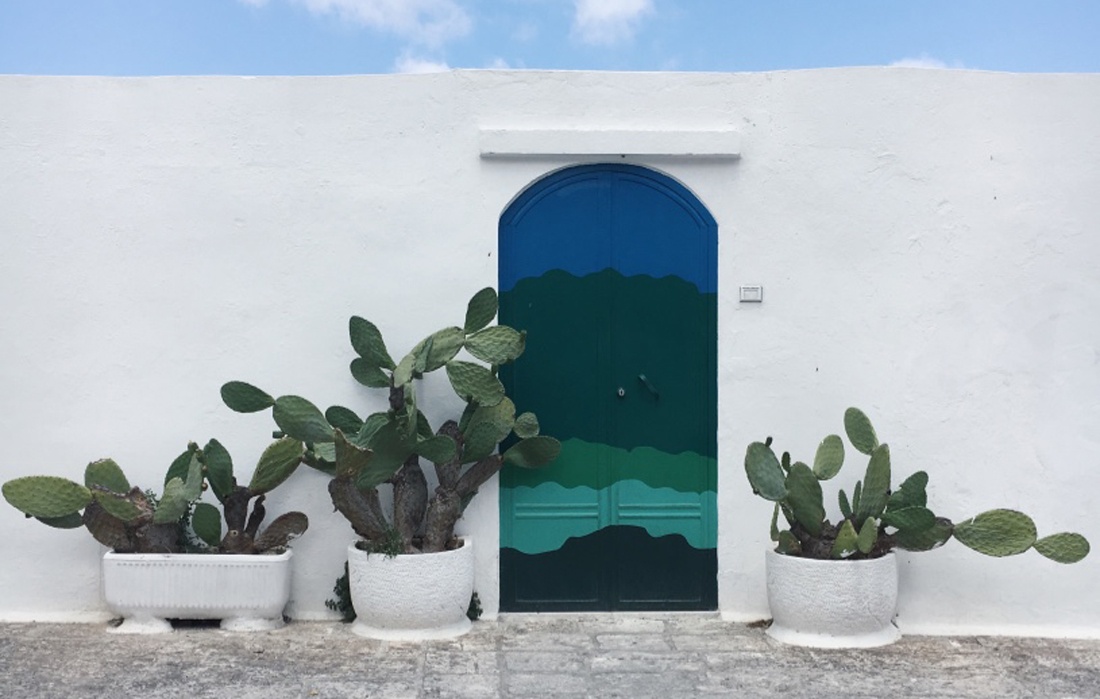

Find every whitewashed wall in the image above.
[1,69,1097,636]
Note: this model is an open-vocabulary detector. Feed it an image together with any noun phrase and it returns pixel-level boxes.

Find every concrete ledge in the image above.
[479,128,741,159]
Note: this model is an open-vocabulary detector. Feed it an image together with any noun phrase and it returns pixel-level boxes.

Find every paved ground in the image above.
[2,615,1099,698]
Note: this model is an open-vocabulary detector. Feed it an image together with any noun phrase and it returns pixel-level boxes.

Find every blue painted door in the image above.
[499,164,717,611]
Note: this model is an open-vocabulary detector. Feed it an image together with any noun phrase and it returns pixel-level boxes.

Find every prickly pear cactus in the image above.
[221,286,560,555]
[745,407,1089,564]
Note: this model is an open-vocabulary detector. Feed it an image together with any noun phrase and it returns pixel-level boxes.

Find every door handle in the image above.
[637,374,659,400]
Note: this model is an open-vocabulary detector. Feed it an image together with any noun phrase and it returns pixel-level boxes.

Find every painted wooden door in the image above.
[499,164,717,611]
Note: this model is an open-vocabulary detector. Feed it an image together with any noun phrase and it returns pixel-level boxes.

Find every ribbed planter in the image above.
[765,549,900,648]
[102,550,293,634]
[348,537,474,641]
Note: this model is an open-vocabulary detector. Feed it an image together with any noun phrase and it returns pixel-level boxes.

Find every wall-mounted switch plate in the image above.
[739,285,763,302]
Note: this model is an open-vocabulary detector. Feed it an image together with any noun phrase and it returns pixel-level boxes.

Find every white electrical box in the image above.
[739,285,763,302]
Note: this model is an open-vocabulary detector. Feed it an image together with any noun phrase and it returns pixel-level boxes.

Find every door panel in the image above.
[500,164,716,611]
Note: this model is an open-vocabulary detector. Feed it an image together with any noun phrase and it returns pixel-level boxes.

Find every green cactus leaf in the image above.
[306,442,337,475]
[255,511,309,552]
[776,530,801,555]
[953,509,1037,557]
[273,395,335,444]
[249,438,304,494]
[780,451,791,474]
[191,502,222,548]
[812,435,844,480]
[513,412,539,439]
[838,489,852,519]
[155,457,203,524]
[446,360,506,407]
[465,326,525,365]
[784,462,824,537]
[744,441,787,502]
[883,505,935,533]
[84,459,130,494]
[895,517,954,552]
[359,420,416,489]
[202,439,235,503]
[463,398,516,446]
[325,405,364,435]
[350,359,390,388]
[91,490,144,523]
[414,435,457,465]
[221,381,275,413]
[2,476,91,519]
[422,327,465,372]
[349,316,395,370]
[855,444,891,525]
[392,352,416,387]
[503,436,562,469]
[830,519,860,559]
[333,430,371,478]
[462,420,501,464]
[355,412,391,447]
[36,512,85,529]
[857,517,878,554]
[403,384,418,439]
[770,503,780,542]
[464,287,498,335]
[416,410,434,440]
[888,470,929,511]
[852,480,862,516]
[1034,533,1090,564]
[164,444,198,486]
[844,407,879,456]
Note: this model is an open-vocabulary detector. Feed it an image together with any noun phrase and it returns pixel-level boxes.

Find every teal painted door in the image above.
[499,164,717,611]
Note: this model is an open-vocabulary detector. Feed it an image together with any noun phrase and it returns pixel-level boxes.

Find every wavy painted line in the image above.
[503,438,715,494]
[503,480,716,555]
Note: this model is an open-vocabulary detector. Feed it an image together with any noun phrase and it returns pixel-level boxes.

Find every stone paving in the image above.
[2,614,1099,698]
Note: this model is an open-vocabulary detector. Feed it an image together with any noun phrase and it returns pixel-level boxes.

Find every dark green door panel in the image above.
[499,164,717,611]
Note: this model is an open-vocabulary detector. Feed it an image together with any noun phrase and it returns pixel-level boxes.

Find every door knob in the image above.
[617,387,626,398]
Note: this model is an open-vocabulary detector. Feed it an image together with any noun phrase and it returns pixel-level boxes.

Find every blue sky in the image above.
[1,1,1098,75]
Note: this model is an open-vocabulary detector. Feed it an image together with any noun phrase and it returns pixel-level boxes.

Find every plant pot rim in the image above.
[348,536,471,558]
[765,548,896,565]
[104,550,292,562]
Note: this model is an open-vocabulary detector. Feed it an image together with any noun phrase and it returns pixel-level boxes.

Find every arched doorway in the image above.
[499,164,717,611]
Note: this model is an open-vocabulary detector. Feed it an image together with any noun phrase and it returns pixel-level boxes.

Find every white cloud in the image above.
[244,0,472,46]
[394,53,451,73]
[572,0,653,45]
[890,54,957,69]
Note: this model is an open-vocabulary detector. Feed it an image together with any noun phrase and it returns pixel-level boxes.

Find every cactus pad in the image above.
[348,316,396,370]
[1034,533,1090,564]
[202,438,235,503]
[895,517,954,552]
[465,326,525,365]
[255,511,309,552]
[273,395,335,444]
[844,407,879,455]
[3,476,91,518]
[502,436,562,469]
[513,412,539,439]
[744,441,787,502]
[334,430,373,479]
[91,489,145,523]
[855,444,891,525]
[249,438,304,494]
[445,360,506,407]
[464,287,498,334]
[350,358,390,388]
[953,509,1037,557]
[84,459,130,494]
[221,381,276,413]
[785,462,825,537]
[830,520,859,558]
[191,502,223,548]
[413,434,458,465]
[812,434,844,480]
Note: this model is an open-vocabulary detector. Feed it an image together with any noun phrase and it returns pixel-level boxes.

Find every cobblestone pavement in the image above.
[2,615,1099,698]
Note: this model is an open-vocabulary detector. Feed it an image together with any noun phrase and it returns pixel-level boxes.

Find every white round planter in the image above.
[102,550,293,634]
[765,548,900,648]
[348,537,474,642]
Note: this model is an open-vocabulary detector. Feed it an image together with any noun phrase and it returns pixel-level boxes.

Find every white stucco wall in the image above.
[1,69,1097,636]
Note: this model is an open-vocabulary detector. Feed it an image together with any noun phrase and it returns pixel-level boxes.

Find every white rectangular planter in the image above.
[102,550,293,634]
